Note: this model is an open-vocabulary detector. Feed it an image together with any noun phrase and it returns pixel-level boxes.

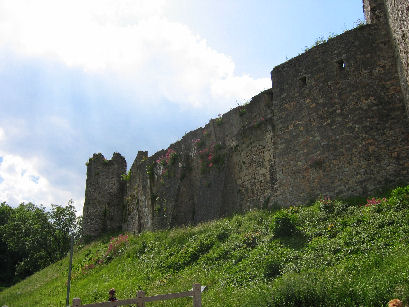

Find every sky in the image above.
[0,0,364,215]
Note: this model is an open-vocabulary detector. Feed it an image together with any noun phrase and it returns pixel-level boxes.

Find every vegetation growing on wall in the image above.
[121,170,131,182]
[198,143,225,174]
[302,18,366,53]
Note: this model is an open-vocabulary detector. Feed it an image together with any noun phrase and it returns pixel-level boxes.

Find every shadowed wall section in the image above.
[384,0,409,115]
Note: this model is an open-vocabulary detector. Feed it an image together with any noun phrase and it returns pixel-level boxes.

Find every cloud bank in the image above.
[0,0,270,109]
[0,0,270,212]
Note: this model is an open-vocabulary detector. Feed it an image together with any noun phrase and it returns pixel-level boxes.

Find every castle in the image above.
[82,0,409,239]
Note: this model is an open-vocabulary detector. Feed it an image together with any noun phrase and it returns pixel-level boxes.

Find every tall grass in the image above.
[1,185,409,306]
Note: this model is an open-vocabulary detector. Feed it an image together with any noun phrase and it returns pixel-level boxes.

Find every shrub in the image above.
[316,196,333,214]
[271,211,298,237]
[389,185,409,210]
[263,258,282,280]
[121,170,131,181]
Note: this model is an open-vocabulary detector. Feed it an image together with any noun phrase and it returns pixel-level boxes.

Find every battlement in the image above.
[82,0,409,238]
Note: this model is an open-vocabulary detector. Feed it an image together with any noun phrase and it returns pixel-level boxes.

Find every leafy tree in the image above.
[0,202,14,286]
[0,201,81,286]
[1,203,55,281]
[49,200,77,259]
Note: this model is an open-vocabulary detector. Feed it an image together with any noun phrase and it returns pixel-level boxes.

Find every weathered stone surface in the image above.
[82,152,126,238]
[384,0,409,115]
[82,0,409,237]
[271,14,409,205]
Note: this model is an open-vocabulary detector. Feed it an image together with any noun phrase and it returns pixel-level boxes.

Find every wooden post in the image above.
[192,283,202,307]
[66,235,74,307]
[72,298,81,307]
[137,290,145,307]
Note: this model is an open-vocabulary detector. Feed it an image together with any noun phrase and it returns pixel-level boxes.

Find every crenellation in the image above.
[82,0,409,238]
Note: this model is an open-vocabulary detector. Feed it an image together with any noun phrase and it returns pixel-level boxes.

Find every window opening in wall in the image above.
[299,76,307,86]
[337,59,345,70]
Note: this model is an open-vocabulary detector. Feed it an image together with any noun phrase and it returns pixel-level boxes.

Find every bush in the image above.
[389,185,409,210]
[271,211,298,237]
[263,258,282,280]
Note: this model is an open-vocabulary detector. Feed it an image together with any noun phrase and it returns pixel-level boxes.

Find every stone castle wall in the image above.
[82,0,409,238]
[271,15,409,205]
[82,153,126,238]
[384,0,409,114]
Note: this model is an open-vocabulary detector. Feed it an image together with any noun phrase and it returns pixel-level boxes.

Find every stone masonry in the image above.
[82,153,126,238]
[82,0,409,238]
[384,0,409,113]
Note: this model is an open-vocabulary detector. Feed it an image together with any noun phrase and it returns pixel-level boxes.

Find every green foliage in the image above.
[302,18,366,54]
[389,185,409,209]
[0,201,80,287]
[146,162,155,182]
[353,18,366,28]
[215,113,223,126]
[121,170,131,182]
[198,143,225,174]
[0,203,15,286]
[239,106,247,116]
[1,185,409,306]
[271,210,298,237]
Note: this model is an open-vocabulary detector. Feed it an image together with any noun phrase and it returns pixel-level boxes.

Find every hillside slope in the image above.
[1,186,409,306]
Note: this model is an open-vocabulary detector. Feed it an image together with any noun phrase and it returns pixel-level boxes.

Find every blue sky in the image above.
[0,0,364,214]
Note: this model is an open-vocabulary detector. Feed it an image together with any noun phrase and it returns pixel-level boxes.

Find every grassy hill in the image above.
[1,186,409,306]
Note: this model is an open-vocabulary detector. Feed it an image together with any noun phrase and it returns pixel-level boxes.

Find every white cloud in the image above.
[0,150,84,212]
[211,75,271,105]
[0,0,271,213]
[0,0,270,111]
[0,127,5,142]
[0,121,85,212]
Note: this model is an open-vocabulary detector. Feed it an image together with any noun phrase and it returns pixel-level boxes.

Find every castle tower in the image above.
[82,152,126,239]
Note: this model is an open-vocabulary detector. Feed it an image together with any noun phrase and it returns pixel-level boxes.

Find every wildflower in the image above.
[365,197,386,207]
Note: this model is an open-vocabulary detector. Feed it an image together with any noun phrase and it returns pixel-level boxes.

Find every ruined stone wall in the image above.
[122,91,275,234]
[82,153,126,238]
[384,0,409,115]
[82,0,409,237]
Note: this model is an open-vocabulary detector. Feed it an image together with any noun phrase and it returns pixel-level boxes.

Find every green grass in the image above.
[1,185,409,306]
